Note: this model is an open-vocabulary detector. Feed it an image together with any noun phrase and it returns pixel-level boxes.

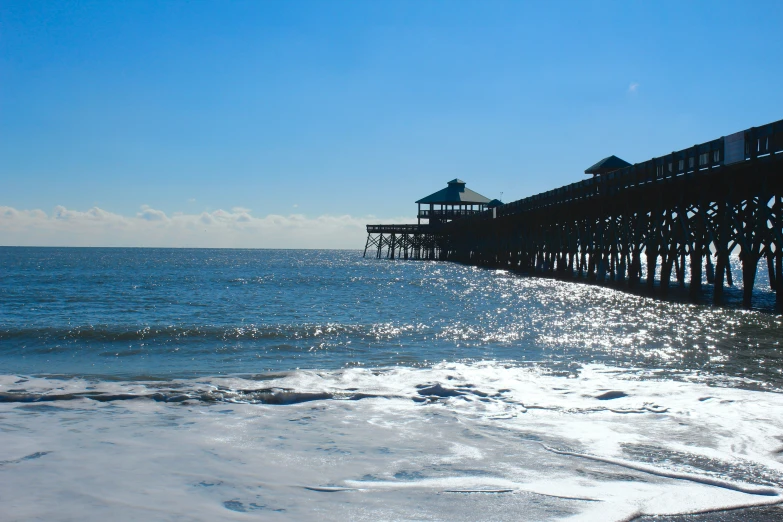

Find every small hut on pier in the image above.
[584,155,631,177]
[416,179,491,225]
[364,178,493,260]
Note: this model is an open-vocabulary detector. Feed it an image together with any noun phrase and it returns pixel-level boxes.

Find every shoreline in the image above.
[636,504,783,521]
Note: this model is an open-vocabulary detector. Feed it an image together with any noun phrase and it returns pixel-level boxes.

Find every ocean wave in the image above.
[3,362,783,520]
[0,323,375,343]
[2,361,780,413]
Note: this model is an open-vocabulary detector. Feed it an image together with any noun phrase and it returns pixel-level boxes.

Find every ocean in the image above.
[1,247,782,521]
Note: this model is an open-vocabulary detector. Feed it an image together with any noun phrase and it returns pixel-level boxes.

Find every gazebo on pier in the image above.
[364,179,495,259]
[584,155,631,177]
[416,179,492,225]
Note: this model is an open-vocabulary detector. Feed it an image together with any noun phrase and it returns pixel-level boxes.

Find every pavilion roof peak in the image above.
[416,179,491,205]
[584,155,632,175]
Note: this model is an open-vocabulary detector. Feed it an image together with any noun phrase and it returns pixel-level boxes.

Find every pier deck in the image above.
[366,118,783,308]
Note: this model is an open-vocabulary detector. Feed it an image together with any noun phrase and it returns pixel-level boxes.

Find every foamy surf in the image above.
[1,362,782,520]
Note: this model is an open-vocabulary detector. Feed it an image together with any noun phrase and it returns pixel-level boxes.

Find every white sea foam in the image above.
[1,363,782,520]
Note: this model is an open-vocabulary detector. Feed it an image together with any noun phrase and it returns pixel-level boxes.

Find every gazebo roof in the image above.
[416,179,491,205]
[487,199,503,208]
[584,155,632,175]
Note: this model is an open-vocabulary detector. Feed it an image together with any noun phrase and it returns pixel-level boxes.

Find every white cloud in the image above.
[138,205,168,222]
[0,205,412,249]
[628,82,639,93]
[199,212,215,225]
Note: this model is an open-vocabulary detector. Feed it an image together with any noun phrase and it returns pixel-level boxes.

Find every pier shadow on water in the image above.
[461,255,781,314]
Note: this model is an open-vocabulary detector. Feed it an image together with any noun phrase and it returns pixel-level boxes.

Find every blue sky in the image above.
[1,1,782,247]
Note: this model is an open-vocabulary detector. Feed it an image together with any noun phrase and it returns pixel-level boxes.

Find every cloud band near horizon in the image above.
[0,205,412,249]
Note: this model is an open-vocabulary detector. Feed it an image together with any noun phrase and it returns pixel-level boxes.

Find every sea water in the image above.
[1,247,782,520]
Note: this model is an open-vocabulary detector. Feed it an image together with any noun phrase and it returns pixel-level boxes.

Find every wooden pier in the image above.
[363,224,442,260]
[365,119,783,308]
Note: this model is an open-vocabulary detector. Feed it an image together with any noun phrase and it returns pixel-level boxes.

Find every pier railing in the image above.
[487,119,783,219]
[366,224,427,234]
[418,209,482,220]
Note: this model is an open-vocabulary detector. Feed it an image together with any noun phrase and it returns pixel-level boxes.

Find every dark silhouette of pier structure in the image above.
[363,179,500,260]
[365,119,783,308]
